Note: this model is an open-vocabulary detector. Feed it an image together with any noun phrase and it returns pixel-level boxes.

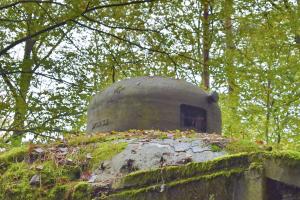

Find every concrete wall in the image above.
[104,153,300,200]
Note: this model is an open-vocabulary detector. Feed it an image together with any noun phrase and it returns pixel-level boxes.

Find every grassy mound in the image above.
[0,133,128,200]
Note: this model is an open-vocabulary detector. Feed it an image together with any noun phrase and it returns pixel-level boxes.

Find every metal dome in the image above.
[87,76,221,134]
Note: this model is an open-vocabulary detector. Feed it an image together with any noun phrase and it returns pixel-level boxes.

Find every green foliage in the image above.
[0,0,299,148]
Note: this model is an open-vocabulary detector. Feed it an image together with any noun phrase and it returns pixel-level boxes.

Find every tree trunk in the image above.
[11,38,36,145]
[265,79,271,143]
[112,65,116,83]
[296,0,300,47]
[224,0,236,93]
[201,0,210,90]
[223,0,241,134]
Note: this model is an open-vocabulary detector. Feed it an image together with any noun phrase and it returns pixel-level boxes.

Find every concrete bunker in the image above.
[266,178,300,200]
[87,76,221,134]
[106,152,300,200]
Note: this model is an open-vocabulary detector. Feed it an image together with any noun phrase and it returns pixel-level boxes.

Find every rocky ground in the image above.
[89,134,228,188]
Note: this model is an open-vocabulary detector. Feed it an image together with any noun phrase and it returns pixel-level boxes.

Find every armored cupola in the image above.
[87,76,221,134]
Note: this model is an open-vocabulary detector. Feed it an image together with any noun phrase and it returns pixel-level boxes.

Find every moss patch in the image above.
[71,182,92,200]
[0,136,127,200]
[0,146,28,173]
[225,140,261,154]
[0,162,38,200]
[91,142,127,169]
[67,134,112,146]
[48,184,72,200]
[211,144,222,152]
[263,150,300,167]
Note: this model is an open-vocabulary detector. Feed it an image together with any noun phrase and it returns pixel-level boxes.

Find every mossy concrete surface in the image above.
[112,152,252,190]
[1,132,300,200]
[107,151,300,200]
[109,169,245,200]
[263,151,300,188]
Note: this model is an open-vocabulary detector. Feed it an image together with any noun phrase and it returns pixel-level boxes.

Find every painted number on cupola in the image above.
[92,119,109,129]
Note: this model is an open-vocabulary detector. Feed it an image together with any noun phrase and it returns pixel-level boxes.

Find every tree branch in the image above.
[0,20,69,57]
[84,0,155,13]
[0,0,155,57]
[82,15,161,34]
[0,0,67,11]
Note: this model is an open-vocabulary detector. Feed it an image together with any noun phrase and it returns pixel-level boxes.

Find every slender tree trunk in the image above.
[112,65,116,83]
[201,0,210,90]
[265,79,271,143]
[195,1,202,84]
[11,38,36,145]
[296,0,300,47]
[224,0,236,93]
[277,128,281,144]
[223,0,242,134]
